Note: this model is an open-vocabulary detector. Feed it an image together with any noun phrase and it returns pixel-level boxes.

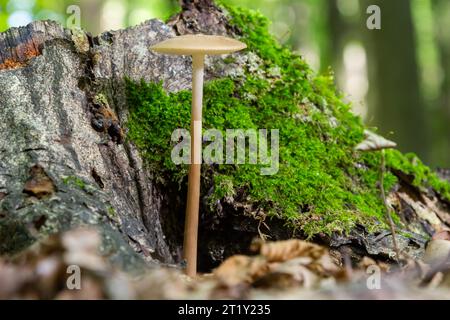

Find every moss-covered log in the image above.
[0,0,449,271]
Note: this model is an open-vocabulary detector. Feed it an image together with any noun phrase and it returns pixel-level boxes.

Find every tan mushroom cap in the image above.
[150,34,247,56]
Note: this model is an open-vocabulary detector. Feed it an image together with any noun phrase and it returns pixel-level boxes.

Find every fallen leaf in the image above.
[256,239,326,263]
[256,258,319,289]
[214,255,269,286]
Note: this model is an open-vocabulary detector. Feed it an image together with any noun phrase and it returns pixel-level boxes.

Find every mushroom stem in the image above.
[150,34,246,277]
[184,53,205,277]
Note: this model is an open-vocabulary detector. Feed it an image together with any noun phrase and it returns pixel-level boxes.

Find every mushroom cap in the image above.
[150,34,247,56]
[423,239,450,265]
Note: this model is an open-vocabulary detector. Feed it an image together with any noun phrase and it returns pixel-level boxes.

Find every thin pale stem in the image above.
[380,149,401,261]
[183,54,205,277]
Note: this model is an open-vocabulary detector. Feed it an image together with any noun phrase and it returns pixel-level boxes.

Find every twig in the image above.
[380,149,401,261]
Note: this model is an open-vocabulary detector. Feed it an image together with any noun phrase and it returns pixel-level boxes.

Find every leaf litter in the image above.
[1,228,450,299]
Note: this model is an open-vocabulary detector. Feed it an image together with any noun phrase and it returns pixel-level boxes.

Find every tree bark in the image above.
[0,19,193,267]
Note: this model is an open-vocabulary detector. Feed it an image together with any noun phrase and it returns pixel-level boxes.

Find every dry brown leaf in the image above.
[359,256,377,268]
[266,258,319,289]
[311,253,342,276]
[214,255,269,286]
[256,239,326,263]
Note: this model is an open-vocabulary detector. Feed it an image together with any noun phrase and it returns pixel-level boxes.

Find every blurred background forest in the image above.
[0,0,448,168]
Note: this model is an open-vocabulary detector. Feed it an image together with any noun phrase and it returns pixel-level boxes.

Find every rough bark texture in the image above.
[0,19,192,267]
[168,0,231,36]
[0,1,449,272]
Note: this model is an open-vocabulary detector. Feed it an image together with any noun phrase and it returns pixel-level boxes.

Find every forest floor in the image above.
[1,227,449,299]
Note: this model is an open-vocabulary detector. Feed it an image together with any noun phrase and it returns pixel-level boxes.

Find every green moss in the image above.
[93,93,109,106]
[125,5,450,238]
[386,149,450,201]
[107,206,117,218]
[223,56,236,64]
[62,176,86,190]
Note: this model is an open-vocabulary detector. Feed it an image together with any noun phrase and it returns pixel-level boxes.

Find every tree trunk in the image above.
[431,0,450,168]
[323,0,345,75]
[361,0,429,162]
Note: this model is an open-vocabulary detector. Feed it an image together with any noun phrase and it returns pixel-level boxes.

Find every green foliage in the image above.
[125,4,450,237]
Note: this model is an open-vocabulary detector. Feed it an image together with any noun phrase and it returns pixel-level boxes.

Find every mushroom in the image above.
[423,233,450,266]
[355,130,401,261]
[151,34,246,277]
